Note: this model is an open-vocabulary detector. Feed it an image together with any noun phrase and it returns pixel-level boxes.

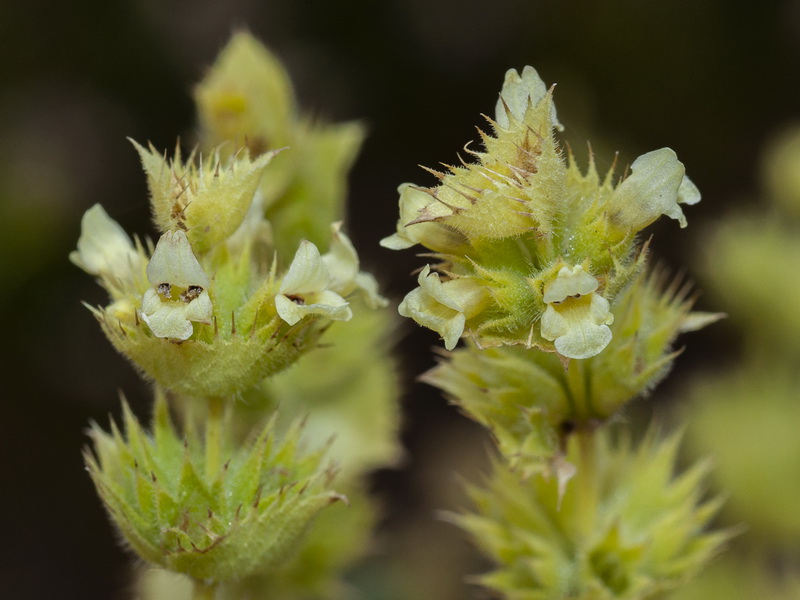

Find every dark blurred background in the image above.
[2,1,799,598]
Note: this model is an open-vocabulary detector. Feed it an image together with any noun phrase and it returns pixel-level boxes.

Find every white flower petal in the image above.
[275,290,351,325]
[610,148,698,231]
[543,265,599,304]
[183,293,213,324]
[541,268,613,359]
[322,222,360,295]
[678,175,701,206]
[398,266,488,350]
[146,230,210,288]
[140,288,196,341]
[398,286,466,351]
[494,66,563,131]
[354,271,389,309]
[380,184,467,252]
[70,204,140,277]
[275,294,304,326]
[416,266,463,312]
[280,241,330,295]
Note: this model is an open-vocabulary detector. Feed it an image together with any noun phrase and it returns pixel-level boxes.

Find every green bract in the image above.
[383,66,700,360]
[133,141,276,254]
[86,392,344,583]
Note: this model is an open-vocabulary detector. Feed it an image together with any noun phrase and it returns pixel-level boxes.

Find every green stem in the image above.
[566,359,589,420]
[575,428,599,536]
[205,396,224,479]
[192,580,218,600]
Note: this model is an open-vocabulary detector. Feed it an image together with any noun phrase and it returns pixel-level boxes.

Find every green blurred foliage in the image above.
[676,125,800,597]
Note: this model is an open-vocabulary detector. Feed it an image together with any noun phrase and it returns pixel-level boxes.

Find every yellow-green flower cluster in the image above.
[387,65,726,600]
[86,391,343,583]
[191,33,402,598]
[72,143,384,398]
[73,31,398,598]
[456,430,728,600]
[383,66,700,360]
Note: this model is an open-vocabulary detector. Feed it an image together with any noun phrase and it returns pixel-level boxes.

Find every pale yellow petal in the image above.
[146,230,210,288]
[280,241,330,295]
[543,265,599,304]
[609,148,697,231]
[71,204,140,276]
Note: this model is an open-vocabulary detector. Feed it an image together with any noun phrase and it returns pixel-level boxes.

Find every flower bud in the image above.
[607,148,700,233]
[398,265,490,350]
[132,140,276,253]
[70,204,149,304]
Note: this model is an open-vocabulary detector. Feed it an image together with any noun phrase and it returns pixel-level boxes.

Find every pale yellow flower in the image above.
[379,184,466,254]
[140,230,213,340]
[275,241,352,326]
[494,65,563,131]
[70,204,143,282]
[398,265,489,350]
[540,265,613,359]
[608,148,700,231]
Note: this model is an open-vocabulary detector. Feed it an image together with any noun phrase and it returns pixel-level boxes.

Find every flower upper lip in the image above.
[139,230,213,341]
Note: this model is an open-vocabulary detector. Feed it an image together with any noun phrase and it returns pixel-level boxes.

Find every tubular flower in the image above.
[380,184,468,254]
[607,148,701,232]
[70,204,149,321]
[540,265,613,360]
[139,230,213,341]
[276,241,352,326]
[132,140,276,253]
[73,141,385,397]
